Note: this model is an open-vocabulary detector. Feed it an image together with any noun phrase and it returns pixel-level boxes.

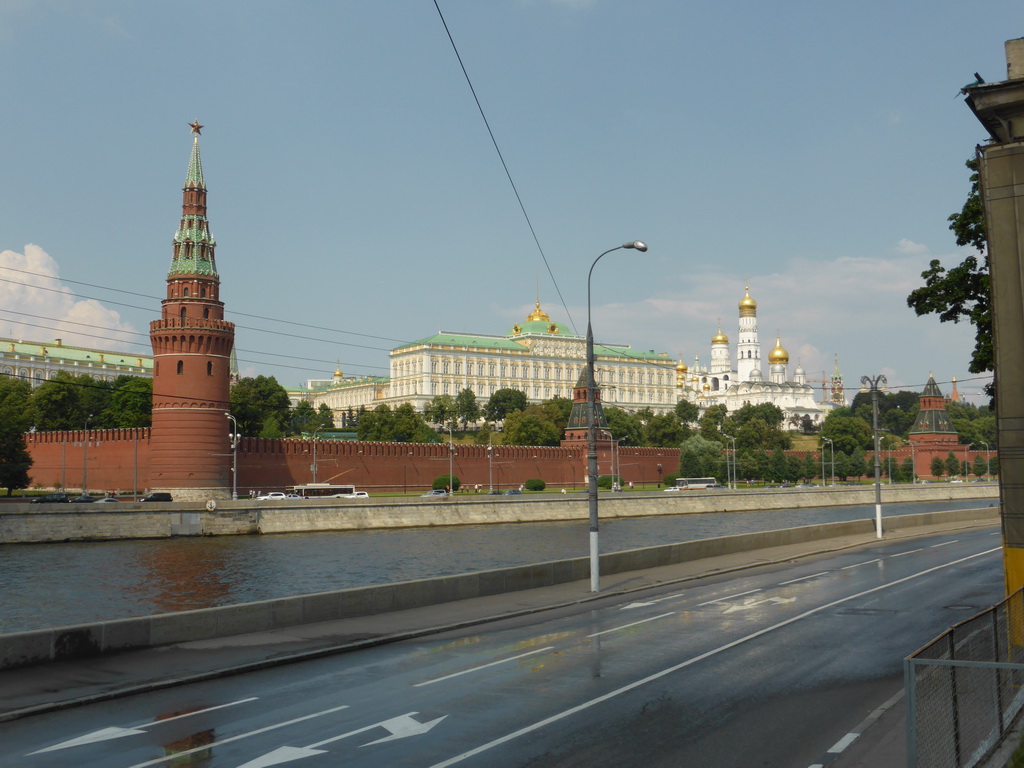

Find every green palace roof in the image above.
[1,338,152,370]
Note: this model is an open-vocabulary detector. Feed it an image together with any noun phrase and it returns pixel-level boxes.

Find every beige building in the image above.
[0,337,152,387]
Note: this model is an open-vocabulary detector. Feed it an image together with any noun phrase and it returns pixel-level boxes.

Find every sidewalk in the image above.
[0,518,1002,766]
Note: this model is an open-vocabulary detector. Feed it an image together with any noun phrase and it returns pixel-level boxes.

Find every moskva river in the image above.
[0,498,993,633]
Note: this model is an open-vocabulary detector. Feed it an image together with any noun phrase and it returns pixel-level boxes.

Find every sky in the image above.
[0,1,1014,406]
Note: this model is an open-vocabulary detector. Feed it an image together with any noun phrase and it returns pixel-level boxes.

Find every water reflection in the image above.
[0,499,991,633]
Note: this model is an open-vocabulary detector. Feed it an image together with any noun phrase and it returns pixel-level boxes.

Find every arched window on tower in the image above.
[176,360,183,375]
[203,308,209,319]
[207,361,213,376]
[183,287,190,298]
[201,286,206,298]
[180,308,186,322]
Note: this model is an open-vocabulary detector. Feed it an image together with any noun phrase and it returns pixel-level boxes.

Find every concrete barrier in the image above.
[0,482,1000,544]
[0,505,998,670]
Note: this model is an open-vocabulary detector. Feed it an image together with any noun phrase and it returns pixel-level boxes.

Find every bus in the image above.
[287,483,358,498]
[675,477,719,490]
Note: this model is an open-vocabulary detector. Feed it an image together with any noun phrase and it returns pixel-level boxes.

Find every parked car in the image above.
[70,495,97,503]
[93,497,120,503]
[346,491,369,498]
[504,489,523,495]
[486,489,503,495]
[663,486,681,492]
[257,492,288,501]
[140,492,173,502]
[30,493,71,504]
[421,489,448,497]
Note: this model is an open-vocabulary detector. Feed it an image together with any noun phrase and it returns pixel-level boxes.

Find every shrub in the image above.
[663,473,679,487]
[525,478,545,492]
[597,475,614,489]
[432,474,460,492]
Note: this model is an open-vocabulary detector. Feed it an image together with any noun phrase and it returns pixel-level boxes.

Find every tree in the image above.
[973,454,989,478]
[900,456,915,483]
[107,376,152,428]
[230,376,291,436]
[820,413,872,455]
[316,403,335,428]
[424,394,457,430]
[357,403,436,443]
[290,401,320,435]
[502,408,561,446]
[454,388,481,431]
[0,377,32,495]
[906,157,992,400]
[603,407,644,447]
[644,412,687,447]
[539,396,572,434]
[945,451,962,478]
[678,435,727,481]
[26,372,85,430]
[484,388,527,422]
[698,404,728,442]
[931,455,946,479]
[675,399,700,425]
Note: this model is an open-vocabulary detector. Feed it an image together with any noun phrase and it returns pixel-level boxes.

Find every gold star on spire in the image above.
[189,120,204,136]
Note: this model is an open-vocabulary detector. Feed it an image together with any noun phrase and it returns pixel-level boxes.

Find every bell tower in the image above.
[148,121,236,499]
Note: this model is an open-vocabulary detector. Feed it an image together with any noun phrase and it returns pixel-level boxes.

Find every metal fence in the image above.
[906,587,1024,767]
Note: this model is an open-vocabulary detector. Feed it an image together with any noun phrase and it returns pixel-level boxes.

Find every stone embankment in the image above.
[0,483,998,545]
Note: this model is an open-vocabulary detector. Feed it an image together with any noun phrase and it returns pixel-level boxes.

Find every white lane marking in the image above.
[29,697,259,754]
[890,548,923,558]
[237,713,448,767]
[841,558,881,570]
[586,612,675,638]
[124,704,350,768]
[779,571,829,585]
[827,732,859,752]
[697,588,760,606]
[931,540,958,548]
[621,601,657,610]
[428,547,1000,768]
[414,647,555,687]
[723,597,795,614]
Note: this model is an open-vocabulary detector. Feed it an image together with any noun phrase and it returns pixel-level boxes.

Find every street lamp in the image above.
[448,422,454,495]
[82,413,93,494]
[487,433,494,492]
[822,437,834,486]
[981,441,990,482]
[860,374,888,538]
[587,240,647,592]
[722,433,736,489]
[225,412,239,500]
[311,423,325,484]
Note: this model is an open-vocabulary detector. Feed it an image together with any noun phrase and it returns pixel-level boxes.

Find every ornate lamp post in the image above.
[860,374,888,538]
[722,433,736,488]
[587,240,647,592]
[822,437,834,486]
[225,412,239,500]
[82,413,93,494]
[981,441,990,482]
[312,423,325,484]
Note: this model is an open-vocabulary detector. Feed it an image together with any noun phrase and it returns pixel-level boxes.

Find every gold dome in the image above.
[768,336,789,365]
[738,286,757,317]
[711,327,729,345]
[676,359,689,373]
[526,301,550,322]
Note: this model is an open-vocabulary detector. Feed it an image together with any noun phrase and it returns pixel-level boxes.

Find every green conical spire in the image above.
[169,122,218,278]
[185,135,205,189]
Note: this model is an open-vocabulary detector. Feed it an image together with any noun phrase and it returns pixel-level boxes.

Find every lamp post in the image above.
[722,433,736,489]
[448,422,454,495]
[587,240,647,592]
[822,437,834,486]
[311,423,324,483]
[82,413,93,494]
[225,412,239,500]
[860,374,887,538]
[487,433,494,492]
[981,441,990,482]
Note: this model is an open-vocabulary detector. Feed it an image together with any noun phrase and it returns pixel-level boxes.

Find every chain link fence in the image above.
[906,586,1024,767]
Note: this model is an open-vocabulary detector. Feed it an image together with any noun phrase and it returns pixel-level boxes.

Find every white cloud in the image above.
[0,245,140,350]
[895,238,928,255]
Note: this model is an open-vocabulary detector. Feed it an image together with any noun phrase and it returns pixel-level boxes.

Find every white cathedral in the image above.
[676,285,845,428]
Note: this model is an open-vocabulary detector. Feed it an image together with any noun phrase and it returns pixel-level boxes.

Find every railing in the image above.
[906,586,1024,766]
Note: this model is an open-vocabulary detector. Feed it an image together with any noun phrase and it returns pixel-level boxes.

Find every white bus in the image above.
[675,477,719,490]
[287,483,358,498]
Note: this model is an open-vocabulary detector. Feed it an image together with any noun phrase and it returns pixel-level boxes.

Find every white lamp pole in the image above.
[587,240,647,592]
[226,412,239,500]
[82,413,93,494]
[822,437,834,486]
[860,374,887,538]
[312,423,324,484]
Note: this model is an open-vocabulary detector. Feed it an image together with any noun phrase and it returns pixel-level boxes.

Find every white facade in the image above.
[0,337,152,388]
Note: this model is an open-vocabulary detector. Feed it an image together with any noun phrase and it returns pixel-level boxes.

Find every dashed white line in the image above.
[414,647,555,687]
[780,571,829,585]
[890,548,923,558]
[697,588,760,606]
[586,612,675,638]
[827,732,859,752]
[841,558,881,570]
[931,540,958,548]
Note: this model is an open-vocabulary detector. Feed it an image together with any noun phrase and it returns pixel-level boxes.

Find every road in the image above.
[1,527,1003,768]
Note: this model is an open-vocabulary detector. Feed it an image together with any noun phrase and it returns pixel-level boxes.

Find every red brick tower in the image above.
[148,121,235,499]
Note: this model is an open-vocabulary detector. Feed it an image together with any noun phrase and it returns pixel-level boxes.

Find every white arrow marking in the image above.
[620,601,656,610]
[28,697,258,754]
[723,596,796,614]
[237,712,448,767]
[587,612,675,638]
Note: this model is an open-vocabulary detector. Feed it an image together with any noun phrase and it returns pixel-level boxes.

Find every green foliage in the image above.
[698,404,728,442]
[231,375,291,436]
[597,475,614,489]
[357,403,438,443]
[662,472,679,487]
[433,474,460,492]
[945,451,961,478]
[906,157,992,400]
[973,454,989,478]
[502,408,561,446]
[0,377,32,494]
[931,455,945,479]
[107,376,152,428]
[425,394,457,430]
[539,396,572,433]
[454,388,481,430]
[603,407,644,447]
[644,412,688,447]
[484,388,528,422]
[675,399,700,424]
[820,413,873,455]
[525,478,545,491]
[678,435,727,482]
[850,389,920,437]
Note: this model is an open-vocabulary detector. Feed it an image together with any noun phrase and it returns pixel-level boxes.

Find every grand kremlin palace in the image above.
[290,286,843,426]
